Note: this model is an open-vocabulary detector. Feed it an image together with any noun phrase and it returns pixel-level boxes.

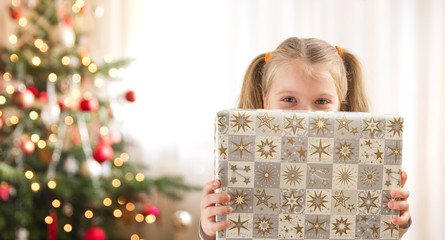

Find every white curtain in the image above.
[112,0,444,239]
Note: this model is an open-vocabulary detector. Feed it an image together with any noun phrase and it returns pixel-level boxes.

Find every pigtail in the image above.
[341,50,370,112]
[237,54,267,109]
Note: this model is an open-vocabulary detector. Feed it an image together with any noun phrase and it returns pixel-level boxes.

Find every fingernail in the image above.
[227,206,232,213]
[392,217,398,224]
[388,201,394,209]
[390,191,397,198]
[225,194,231,201]
[224,220,230,226]
[213,180,219,187]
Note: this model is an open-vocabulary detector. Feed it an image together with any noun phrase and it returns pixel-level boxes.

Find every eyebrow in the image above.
[274,91,337,99]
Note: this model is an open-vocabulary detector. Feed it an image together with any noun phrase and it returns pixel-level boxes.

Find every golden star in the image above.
[371,224,380,235]
[307,216,327,236]
[374,149,384,159]
[311,115,331,135]
[332,190,351,208]
[383,220,398,236]
[282,191,302,212]
[231,112,252,132]
[231,137,252,158]
[308,191,328,212]
[257,139,277,158]
[363,116,383,138]
[257,112,275,129]
[287,138,295,145]
[388,117,404,137]
[297,147,306,159]
[388,141,402,162]
[359,191,379,213]
[219,144,227,156]
[254,189,273,207]
[311,139,331,161]
[294,223,303,234]
[336,115,353,131]
[285,114,305,135]
[229,214,249,236]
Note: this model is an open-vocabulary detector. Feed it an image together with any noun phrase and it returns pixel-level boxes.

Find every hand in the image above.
[387,170,411,226]
[200,180,232,239]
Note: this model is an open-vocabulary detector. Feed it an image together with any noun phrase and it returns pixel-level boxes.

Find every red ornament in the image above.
[0,118,3,130]
[93,143,114,163]
[12,90,35,108]
[38,91,48,101]
[63,16,74,27]
[79,97,99,112]
[28,87,38,97]
[143,205,160,217]
[0,182,10,201]
[48,211,58,240]
[21,139,35,154]
[83,226,106,240]
[9,7,21,20]
[125,90,136,102]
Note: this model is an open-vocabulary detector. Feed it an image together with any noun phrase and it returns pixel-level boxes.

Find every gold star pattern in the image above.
[230,189,249,210]
[229,214,249,236]
[335,166,355,188]
[308,191,328,212]
[360,166,380,187]
[286,138,295,145]
[231,112,252,132]
[387,117,404,137]
[387,141,402,162]
[332,191,351,208]
[307,216,327,236]
[363,116,383,138]
[282,191,302,212]
[374,149,384,159]
[257,166,276,186]
[359,191,379,213]
[311,116,331,135]
[284,114,305,135]
[336,115,353,131]
[231,137,252,158]
[332,217,351,236]
[310,139,331,160]
[383,220,398,236]
[254,189,273,207]
[255,216,273,235]
[336,141,354,161]
[351,127,359,135]
[257,112,275,128]
[294,223,303,234]
[283,165,303,186]
[218,144,227,156]
[217,115,226,128]
[257,139,277,158]
[243,166,251,172]
[296,147,306,159]
[371,224,380,235]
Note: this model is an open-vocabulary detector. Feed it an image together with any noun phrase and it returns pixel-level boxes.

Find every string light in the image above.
[81,57,91,66]
[64,224,73,232]
[10,54,19,62]
[61,56,71,65]
[49,134,57,143]
[88,63,98,73]
[52,199,61,208]
[94,78,104,88]
[18,17,28,27]
[45,216,53,224]
[109,68,118,77]
[34,39,43,48]
[3,72,12,81]
[39,43,48,52]
[99,126,109,136]
[120,153,129,162]
[103,198,112,207]
[113,209,122,218]
[10,116,19,125]
[47,180,56,189]
[6,85,15,94]
[11,0,20,7]
[117,197,126,205]
[145,214,156,224]
[9,35,18,44]
[31,182,40,192]
[72,73,81,83]
[84,210,93,219]
[114,158,123,167]
[135,173,145,182]
[31,134,40,142]
[126,202,135,211]
[25,170,34,179]
[37,140,46,149]
[32,56,41,66]
[75,0,85,8]
[64,116,74,125]
[72,4,81,13]
[0,96,6,105]
[104,54,113,63]
[29,111,39,120]
[48,73,57,82]
[130,234,140,240]
[135,214,144,222]
[112,179,121,188]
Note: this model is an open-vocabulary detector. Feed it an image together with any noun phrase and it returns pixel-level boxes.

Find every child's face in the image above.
[263,60,341,111]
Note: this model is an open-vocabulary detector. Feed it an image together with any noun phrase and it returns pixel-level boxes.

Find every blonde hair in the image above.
[237,37,369,112]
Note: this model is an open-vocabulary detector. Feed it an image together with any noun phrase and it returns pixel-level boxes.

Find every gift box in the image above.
[214,109,403,240]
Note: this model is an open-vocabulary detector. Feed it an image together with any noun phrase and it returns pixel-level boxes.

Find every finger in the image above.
[390,188,410,199]
[388,200,409,211]
[203,205,232,219]
[201,193,230,209]
[203,220,230,234]
[203,180,220,196]
[401,171,408,188]
[392,210,411,226]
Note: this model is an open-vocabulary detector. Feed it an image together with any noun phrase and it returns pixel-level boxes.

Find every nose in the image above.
[295,102,313,111]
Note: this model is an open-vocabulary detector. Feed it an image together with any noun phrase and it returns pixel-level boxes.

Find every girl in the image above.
[200,37,411,239]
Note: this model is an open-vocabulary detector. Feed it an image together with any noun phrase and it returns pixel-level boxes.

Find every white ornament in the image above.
[63,156,79,174]
[16,228,29,240]
[40,104,61,126]
[80,159,102,178]
[94,6,105,18]
[60,24,75,48]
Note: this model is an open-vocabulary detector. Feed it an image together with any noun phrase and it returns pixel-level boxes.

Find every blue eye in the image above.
[282,97,296,103]
[315,99,329,104]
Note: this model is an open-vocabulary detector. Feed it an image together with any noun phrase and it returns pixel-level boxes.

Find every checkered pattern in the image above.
[214,109,403,240]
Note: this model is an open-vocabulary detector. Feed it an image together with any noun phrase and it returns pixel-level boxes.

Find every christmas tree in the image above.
[0,0,196,239]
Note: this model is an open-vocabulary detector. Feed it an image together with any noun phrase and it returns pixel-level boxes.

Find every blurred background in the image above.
[1,0,444,239]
